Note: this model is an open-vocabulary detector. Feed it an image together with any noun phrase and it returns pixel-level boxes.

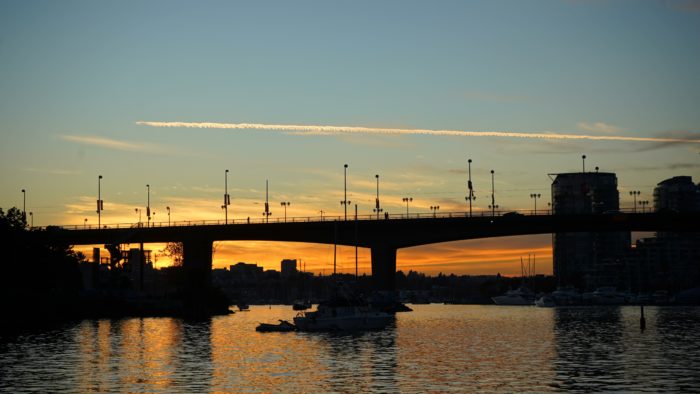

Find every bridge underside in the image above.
[370,246,397,292]
[182,238,213,290]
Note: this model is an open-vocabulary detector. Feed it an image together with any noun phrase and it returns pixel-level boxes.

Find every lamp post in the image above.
[21,189,26,224]
[135,208,141,227]
[84,218,88,229]
[430,205,440,218]
[582,155,587,173]
[224,169,230,224]
[146,184,151,228]
[489,170,498,216]
[373,174,382,219]
[629,190,640,213]
[263,180,271,223]
[97,175,103,228]
[639,200,649,213]
[320,210,325,221]
[29,211,33,228]
[166,206,171,226]
[281,201,290,222]
[530,193,541,214]
[341,164,351,220]
[466,159,475,217]
[402,197,413,217]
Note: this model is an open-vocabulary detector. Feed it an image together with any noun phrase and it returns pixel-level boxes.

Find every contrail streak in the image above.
[136,121,700,144]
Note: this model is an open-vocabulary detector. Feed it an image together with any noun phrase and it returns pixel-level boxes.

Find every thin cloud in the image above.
[60,135,157,152]
[577,121,623,133]
[24,167,82,176]
[136,121,700,144]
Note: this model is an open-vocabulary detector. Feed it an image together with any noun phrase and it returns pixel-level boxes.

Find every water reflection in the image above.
[2,305,700,392]
[553,306,700,392]
[302,327,399,393]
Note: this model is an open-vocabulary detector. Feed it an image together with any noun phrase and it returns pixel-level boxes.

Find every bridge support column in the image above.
[182,238,213,290]
[371,245,397,291]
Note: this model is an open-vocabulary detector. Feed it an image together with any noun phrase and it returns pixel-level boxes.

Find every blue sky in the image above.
[1,0,698,274]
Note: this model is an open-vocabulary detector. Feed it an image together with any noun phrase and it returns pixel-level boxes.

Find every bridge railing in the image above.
[34,207,640,231]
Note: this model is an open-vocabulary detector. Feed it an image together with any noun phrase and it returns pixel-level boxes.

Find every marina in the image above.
[2,304,700,392]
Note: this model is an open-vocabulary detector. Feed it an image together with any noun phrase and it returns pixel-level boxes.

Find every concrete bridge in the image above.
[31,211,700,291]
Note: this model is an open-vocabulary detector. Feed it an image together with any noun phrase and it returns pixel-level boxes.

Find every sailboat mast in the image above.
[355,204,358,279]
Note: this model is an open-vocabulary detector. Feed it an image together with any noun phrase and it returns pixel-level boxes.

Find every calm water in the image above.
[2,305,700,392]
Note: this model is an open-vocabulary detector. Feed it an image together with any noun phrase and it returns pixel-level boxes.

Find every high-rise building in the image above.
[653,176,700,213]
[551,172,630,290]
[281,259,297,277]
[634,176,700,293]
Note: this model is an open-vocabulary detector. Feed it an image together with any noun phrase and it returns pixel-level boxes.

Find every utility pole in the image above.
[341,164,351,220]
[146,184,151,228]
[466,159,475,217]
[373,174,382,219]
[263,180,271,223]
[97,175,103,228]
[224,169,230,224]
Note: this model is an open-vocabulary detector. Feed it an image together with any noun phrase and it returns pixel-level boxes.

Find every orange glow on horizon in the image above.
[75,235,552,277]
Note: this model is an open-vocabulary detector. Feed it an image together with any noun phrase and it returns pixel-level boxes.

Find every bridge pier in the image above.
[371,245,397,291]
[182,238,213,290]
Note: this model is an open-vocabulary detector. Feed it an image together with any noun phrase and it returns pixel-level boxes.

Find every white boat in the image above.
[551,286,582,305]
[293,298,394,331]
[292,300,312,311]
[492,287,536,306]
[591,287,627,305]
[535,295,556,307]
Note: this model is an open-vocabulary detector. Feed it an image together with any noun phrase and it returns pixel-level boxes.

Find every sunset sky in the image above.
[1,1,699,276]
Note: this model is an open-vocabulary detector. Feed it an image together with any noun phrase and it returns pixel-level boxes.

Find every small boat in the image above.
[293,295,393,331]
[237,303,250,311]
[551,286,582,305]
[256,320,296,332]
[535,295,556,307]
[591,287,626,305]
[292,300,312,311]
[492,287,536,305]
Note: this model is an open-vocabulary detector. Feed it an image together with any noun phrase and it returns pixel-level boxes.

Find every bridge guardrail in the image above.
[32,207,641,231]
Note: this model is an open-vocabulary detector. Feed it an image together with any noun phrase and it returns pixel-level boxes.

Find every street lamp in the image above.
[21,189,26,224]
[84,218,88,229]
[629,190,640,213]
[373,174,383,219]
[146,184,151,228]
[430,205,440,218]
[489,170,498,216]
[466,159,475,217]
[320,210,325,221]
[582,155,587,173]
[281,201,291,222]
[530,193,541,214]
[135,208,142,227]
[262,180,271,223]
[224,169,231,224]
[402,197,413,217]
[341,164,351,220]
[639,200,649,213]
[166,206,171,226]
[29,211,33,228]
[97,175,103,228]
